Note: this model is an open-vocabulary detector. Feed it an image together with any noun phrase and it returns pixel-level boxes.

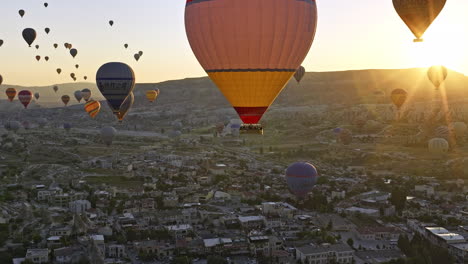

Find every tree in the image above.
[390,188,407,213]
[347,238,354,248]
[172,256,191,264]
[327,220,333,231]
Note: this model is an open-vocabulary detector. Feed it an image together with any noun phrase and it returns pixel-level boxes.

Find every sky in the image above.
[0,0,468,86]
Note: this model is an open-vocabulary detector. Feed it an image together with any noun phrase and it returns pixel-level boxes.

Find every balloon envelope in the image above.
[428,138,449,154]
[53,86,59,93]
[74,90,83,102]
[70,48,78,58]
[427,66,448,90]
[84,100,101,118]
[96,62,135,113]
[294,66,306,83]
[146,90,159,103]
[115,92,134,122]
[19,10,25,18]
[34,92,40,100]
[286,162,319,197]
[18,90,33,108]
[391,89,407,110]
[185,0,318,124]
[81,89,92,102]
[22,28,36,47]
[393,0,446,42]
[61,95,70,106]
[6,88,16,102]
[101,126,117,146]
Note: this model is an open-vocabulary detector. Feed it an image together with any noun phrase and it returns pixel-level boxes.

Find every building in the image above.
[69,200,91,214]
[107,244,126,258]
[296,244,354,264]
[54,247,73,264]
[238,216,266,229]
[449,243,468,264]
[262,202,297,218]
[356,227,401,241]
[425,227,466,247]
[91,235,106,258]
[25,249,49,264]
[415,185,435,196]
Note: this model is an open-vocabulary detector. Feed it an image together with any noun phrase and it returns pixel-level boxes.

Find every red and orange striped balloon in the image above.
[18,90,33,108]
[84,100,101,118]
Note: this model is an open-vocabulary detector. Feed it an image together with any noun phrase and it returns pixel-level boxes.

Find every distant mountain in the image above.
[2,68,468,111]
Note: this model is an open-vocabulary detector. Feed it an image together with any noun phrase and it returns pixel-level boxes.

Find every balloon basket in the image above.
[240,124,264,135]
[413,38,423,43]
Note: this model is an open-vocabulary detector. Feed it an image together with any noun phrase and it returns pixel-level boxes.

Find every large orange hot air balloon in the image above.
[84,100,101,118]
[393,0,446,42]
[6,88,17,102]
[18,90,33,109]
[391,89,408,110]
[185,0,318,131]
[61,95,70,106]
[427,65,448,90]
[146,89,159,103]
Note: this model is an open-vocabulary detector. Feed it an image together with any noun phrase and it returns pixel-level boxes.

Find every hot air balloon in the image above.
[391,89,407,110]
[74,90,83,102]
[109,20,114,26]
[115,92,134,122]
[81,89,92,102]
[84,76,88,80]
[67,43,72,49]
[63,123,72,132]
[340,129,353,145]
[34,92,40,100]
[61,95,70,106]
[70,73,75,79]
[45,28,50,34]
[18,90,33,109]
[6,88,16,102]
[138,51,143,56]
[19,10,25,18]
[96,62,135,114]
[0,74,2,85]
[53,85,59,93]
[146,90,159,103]
[428,138,449,154]
[434,125,449,140]
[294,66,306,83]
[73,77,76,82]
[449,122,467,138]
[84,100,101,118]
[70,48,77,58]
[0,40,3,47]
[101,126,117,147]
[64,43,69,49]
[35,45,39,50]
[56,68,61,74]
[44,3,48,8]
[393,0,446,42]
[22,28,36,47]
[185,0,317,133]
[45,56,49,62]
[134,54,140,61]
[286,162,319,197]
[427,65,448,90]
[124,44,128,49]
[75,64,79,69]
[53,43,58,49]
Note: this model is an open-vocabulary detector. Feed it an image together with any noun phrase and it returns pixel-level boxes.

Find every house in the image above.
[133,240,175,259]
[262,202,297,218]
[91,235,106,257]
[54,247,74,264]
[203,238,233,254]
[25,249,49,264]
[69,200,91,214]
[296,244,354,264]
[107,244,126,258]
[356,227,401,241]
[238,216,266,229]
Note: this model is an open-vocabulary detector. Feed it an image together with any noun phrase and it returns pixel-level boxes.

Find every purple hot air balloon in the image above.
[286,162,319,197]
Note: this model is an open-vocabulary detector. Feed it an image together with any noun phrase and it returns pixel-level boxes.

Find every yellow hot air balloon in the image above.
[391,89,407,110]
[146,89,159,103]
[185,0,318,133]
[84,100,101,118]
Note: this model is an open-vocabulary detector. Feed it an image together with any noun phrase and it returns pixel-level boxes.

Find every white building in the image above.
[296,244,354,264]
[262,202,297,218]
[69,200,91,214]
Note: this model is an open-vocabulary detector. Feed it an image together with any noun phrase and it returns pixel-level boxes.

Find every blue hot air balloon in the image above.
[96,62,135,114]
[286,162,319,197]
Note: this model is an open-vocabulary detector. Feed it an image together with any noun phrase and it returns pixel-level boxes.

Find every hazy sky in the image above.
[0,0,467,86]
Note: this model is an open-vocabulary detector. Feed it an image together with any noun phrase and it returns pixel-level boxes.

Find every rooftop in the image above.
[297,244,353,255]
